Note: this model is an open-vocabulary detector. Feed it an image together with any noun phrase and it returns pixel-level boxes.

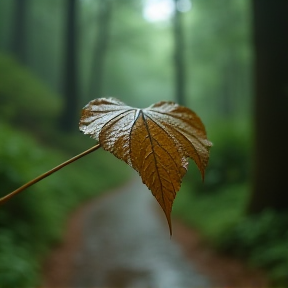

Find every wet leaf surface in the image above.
[79,98,212,233]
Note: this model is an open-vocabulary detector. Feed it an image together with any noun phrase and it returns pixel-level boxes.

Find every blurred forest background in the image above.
[0,0,287,286]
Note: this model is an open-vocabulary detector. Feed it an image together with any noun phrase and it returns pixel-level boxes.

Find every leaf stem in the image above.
[0,144,101,205]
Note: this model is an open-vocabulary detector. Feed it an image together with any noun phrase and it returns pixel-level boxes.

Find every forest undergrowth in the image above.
[174,125,288,286]
[1,52,287,286]
[0,53,130,287]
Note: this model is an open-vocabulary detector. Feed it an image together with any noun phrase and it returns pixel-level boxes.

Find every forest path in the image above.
[71,177,210,287]
[42,176,267,288]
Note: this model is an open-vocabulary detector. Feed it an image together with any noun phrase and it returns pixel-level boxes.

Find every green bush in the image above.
[0,123,130,287]
[0,230,39,288]
[0,53,60,132]
[0,52,132,287]
[174,122,288,285]
[173,182,249,240]
[173,122,252,239]
[217,210,288,285]
[184,121,252,195]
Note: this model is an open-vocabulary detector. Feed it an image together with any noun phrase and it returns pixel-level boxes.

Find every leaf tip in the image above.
[162,207,173,236]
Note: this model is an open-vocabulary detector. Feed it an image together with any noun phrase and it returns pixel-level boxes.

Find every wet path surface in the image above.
[71,177,211,288]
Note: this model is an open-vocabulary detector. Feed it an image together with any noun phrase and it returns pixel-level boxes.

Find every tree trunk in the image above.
[172,1,186,106]
[88,0,112,100]
[248,0,288,213]
[11,0,28,63]
[59,0,79,132]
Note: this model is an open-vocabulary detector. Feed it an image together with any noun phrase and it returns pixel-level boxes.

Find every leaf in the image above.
[79,97,212,234]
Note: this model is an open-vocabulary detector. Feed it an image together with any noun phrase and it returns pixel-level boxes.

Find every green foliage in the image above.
[205,123,251,189]
[217,210,288,285]
[185,121,252,194]
[175,123,288,285]
[0,52,130,286]
[173,123,252,239]
[0,230,39,288]
[0,53,60,131]
[173,182,249,240]
[0,125,59,286]
[0,123,130,287]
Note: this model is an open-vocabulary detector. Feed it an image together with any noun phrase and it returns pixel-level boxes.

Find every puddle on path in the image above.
[71,177,211,288]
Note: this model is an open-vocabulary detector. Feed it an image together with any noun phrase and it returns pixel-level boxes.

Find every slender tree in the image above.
[172,0,186,106]
[59,0,79,132]
[11,0,28,63]
[88,0,113,100]
[248,0,288,213]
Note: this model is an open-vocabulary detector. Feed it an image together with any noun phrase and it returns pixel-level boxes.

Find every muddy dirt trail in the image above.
[73,178,211,287]
[43,176,268,288]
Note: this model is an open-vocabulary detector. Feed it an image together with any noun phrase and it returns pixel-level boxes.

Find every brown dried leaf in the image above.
[79,98,212,234]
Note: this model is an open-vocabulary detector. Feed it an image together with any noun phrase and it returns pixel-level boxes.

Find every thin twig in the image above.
[0,144,101,205]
